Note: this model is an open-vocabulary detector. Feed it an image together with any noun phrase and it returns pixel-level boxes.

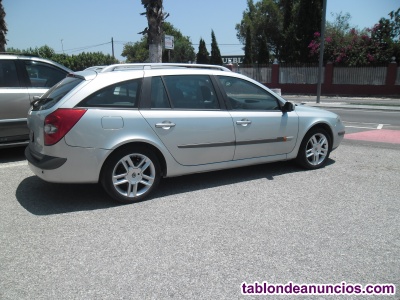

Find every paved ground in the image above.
[1,142,399,299]
[1,95,399,299]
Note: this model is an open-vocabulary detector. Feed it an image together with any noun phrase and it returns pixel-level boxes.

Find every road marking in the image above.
[328,108,400,114]
[343,122,389,130]
[0,161,27,169]
[345,125,379,129]
[343,121,390,125]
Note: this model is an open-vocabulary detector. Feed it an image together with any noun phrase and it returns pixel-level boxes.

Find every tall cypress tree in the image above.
[0,0,7,52]
[243,27,253,64]
[280,0,298,62]
[196,38,209,64]
[210,30,223,65]
[257,34,269,64]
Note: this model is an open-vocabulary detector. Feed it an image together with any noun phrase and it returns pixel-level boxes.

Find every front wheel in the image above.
[296,128,331,169]
[101,146,161,203]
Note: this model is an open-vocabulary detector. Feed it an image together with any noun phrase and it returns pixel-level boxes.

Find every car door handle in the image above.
[236,119,252,126]
[155,122,176,129]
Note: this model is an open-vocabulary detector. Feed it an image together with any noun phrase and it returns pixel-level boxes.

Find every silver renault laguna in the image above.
[25,63,345,203]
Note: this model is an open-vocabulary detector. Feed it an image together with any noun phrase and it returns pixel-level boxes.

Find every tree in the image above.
[280,0,300,62]
[236,0,324,63]
[0,0,7,52]
[255,27,269,64]
[123,22,195,63]
[140,0,169,63]
[295,0,323,62]
[209,30,222,65]
[121,38,149,62]
[308,13,394,66]
[236,0,282,63]
[196,38,209,64]
[372,8,400,62]
[243,27,253,64]
[161,22,195,63]
[6,45,118,71]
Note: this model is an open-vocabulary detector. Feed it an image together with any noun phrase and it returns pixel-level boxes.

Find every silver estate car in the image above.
[0,54,72,148]
[25,63,345,203]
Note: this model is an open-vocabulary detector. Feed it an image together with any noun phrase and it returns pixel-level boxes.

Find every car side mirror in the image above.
[282,101,294,112]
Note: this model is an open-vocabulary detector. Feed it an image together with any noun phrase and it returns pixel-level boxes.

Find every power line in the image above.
[56,42,112,54]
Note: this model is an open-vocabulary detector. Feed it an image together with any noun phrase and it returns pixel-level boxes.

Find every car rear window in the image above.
[31,76,83,111]
[77,78,142,108]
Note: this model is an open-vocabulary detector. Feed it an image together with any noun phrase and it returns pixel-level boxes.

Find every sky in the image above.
[3,0,399,61]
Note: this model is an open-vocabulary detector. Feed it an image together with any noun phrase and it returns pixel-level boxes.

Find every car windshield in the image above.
[31,76,83,111]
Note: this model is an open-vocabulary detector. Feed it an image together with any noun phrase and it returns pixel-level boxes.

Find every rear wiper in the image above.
[32,97,53,108]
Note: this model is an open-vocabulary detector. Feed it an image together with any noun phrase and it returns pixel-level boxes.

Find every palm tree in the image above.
[0,0,7,52]
[140,0,169,62]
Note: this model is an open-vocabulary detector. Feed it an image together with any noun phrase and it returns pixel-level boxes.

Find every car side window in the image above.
[24,61,67,88]
[150,76,170,109]
[0,60,20,87]
[163,75,219,109]
[79,79,142,108]
[217,75,280,110]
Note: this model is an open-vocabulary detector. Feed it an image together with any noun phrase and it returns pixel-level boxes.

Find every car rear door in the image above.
[139,73,235,166]
[0,59,30,143]
[22,59,69,103]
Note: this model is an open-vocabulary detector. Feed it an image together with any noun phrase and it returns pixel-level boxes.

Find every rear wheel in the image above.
[296,128,331,169]
[101,146,161,203]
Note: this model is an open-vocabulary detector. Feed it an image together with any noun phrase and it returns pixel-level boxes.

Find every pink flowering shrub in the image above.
[309,24,392,66]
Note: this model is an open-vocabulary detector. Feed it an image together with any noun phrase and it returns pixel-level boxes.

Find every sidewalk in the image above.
[282,95,400,111]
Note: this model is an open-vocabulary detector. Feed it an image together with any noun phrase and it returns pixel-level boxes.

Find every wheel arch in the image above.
[305,122,334,151]
[100,141,167,180]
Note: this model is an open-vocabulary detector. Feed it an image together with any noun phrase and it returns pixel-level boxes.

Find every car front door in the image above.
[140,74,235,166]
[216,75,299,160]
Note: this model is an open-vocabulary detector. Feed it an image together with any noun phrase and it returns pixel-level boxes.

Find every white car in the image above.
[25,63,345,203]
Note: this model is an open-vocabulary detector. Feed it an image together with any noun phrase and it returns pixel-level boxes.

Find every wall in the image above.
[228,62,400,97]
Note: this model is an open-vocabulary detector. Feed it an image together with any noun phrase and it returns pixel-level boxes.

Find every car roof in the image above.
[0,53,73,73]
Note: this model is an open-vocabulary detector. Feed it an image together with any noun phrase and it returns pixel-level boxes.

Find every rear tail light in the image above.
[44,108,87,146]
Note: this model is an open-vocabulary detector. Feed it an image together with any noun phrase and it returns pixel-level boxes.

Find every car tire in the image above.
[296,128,331,169]
[100,146,161,203]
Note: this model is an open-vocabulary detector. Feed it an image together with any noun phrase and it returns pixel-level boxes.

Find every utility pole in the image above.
[316,0,327,103]
[111,37,114,59]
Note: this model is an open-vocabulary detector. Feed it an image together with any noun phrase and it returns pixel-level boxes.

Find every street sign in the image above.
[165,35,174,50]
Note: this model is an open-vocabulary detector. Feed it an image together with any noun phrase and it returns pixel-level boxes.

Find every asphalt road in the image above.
[0,140,399,299]
[327,108,400,127]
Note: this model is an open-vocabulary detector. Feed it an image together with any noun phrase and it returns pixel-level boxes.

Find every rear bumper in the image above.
[25,142,110,183]
[25,146,67,170]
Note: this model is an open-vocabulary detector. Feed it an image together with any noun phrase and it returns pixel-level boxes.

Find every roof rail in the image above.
[99,63,231,73]
[84,65,107,71]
